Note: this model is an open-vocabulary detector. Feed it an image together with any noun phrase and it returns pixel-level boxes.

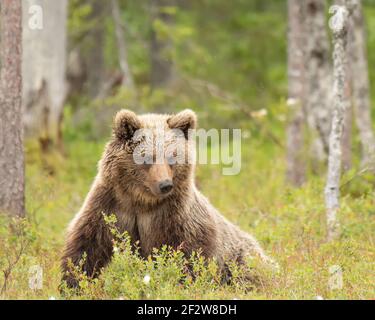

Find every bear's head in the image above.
[101,109,197,206]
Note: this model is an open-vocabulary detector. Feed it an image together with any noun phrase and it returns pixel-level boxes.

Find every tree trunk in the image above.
[338,0,354,171]
[286,0,307,186]
[325,5,349,241]
[349,0,375,167]
[111,0,134,89]
[22,0,68,149]
[342,98,353,171]
[305,0,332,156]
[150,0,176,88]
[0,0,25,217]
[86,0,107,98]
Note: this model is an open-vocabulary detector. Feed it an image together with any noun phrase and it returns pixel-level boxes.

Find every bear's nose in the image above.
[159,180,173,194]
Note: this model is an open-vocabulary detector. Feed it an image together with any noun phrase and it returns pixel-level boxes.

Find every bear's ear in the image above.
[167,109,197,139]
[113,109,142,141]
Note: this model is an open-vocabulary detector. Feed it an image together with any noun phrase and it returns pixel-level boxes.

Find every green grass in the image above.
[0,135,373,300]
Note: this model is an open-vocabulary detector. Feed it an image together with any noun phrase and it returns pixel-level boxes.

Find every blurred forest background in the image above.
[0,0,374,299]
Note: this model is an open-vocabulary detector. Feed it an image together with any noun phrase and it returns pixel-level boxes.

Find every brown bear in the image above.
[61,109,277,288]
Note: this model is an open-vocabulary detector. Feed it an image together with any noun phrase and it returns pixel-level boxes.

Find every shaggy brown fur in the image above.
[61,109,277,288]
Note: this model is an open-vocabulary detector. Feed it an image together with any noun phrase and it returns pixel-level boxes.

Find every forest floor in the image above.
[0,136,374,300]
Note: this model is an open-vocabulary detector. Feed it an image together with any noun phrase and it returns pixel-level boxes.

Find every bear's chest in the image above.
[135,211,187,257]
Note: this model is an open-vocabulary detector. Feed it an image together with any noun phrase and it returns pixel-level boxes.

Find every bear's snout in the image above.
[158,179,173,194]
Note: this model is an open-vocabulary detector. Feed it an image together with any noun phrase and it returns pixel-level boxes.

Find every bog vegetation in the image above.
[0,135,373,299]
[0,0,374,299]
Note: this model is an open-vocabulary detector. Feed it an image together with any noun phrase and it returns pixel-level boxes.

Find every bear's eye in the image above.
[142,155,153,166]
[167,156,176,166]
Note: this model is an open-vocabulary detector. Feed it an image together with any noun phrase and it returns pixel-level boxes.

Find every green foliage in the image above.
[66,0,375,125]
[61,214,250,299]
[68,0,94,43]
[364,5,375,110]
[65,0,375,134]
[100,213,269,299]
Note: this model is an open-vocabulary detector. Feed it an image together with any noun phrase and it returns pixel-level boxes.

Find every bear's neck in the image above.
[139,182,194,214]
[115,180,195,215]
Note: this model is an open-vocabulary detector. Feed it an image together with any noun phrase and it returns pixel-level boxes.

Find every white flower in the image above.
[143,274,151,285]
[286,98,298,107]
[49,296,56,300]
[113,246,119,253]
[250,108,268,119]
[315,296,324,300]
[242,130,251,139]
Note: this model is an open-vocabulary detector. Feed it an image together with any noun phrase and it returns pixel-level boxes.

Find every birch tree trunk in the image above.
[349,0,375,167]
[340,0,354,172]
[150,0,176,88]
[325,5,349,241]
[305,0,332,156]
[342,98,353,171]
[22,0,67,150]
[111,0,134,89]
[286,0,306,186]
[0,0,25,217]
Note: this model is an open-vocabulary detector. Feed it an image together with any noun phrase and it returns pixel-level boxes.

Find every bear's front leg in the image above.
[61,212,113,288]
[61,184,115,289]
